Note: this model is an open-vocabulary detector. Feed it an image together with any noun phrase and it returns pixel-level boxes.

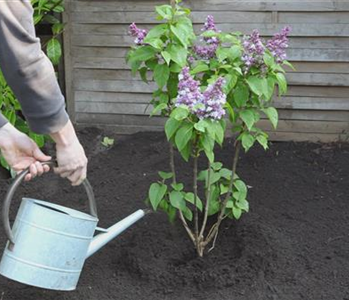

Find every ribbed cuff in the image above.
[0,114,8,129]
[26,107,70,135]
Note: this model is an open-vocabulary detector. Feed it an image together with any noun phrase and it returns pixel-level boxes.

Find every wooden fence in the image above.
[63,0,349,142]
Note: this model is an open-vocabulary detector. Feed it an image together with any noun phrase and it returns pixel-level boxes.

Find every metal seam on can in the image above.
[17,218,93,240]
[2,252,82,273]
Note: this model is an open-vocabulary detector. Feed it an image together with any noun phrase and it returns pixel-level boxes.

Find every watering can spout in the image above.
[86,209,148,258]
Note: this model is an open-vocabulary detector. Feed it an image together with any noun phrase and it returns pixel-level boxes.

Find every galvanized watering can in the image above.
[0,162,146,290]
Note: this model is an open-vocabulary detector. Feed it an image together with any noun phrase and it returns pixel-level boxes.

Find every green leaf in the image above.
[170,106,189,121]
[220,183,229,195]
[194,119,207,133]
[158,171,173,180]
[224,73,237,94]
[151,103,167,116]
[169,63,182,73]
[256,134,268,150]
[265,77,276,101]
[216,47,229,62]
[169,190,186,211]
[236,199,249,212]
[201,134,215,163]
[276,73,287,95]
[227,45,241,61]
[262,107,278,129]
[175,122,193,151]
[101,136,114,147]
[170,24,187,48]
[184,192,203,212]
[212,120,225,146]
[191,63,209,75]
[247,76,268,97]
[161,51,171,65]
[241,132,255,152]
[149,183,167,211]
[131,46,157,62]
[211,162,223,171]
[219,168,232,180]
[180,141,192,162]
[208,185,220,216]
[47,38,62,65]
[239,110,255,131]
[167,45,187,67]
[171,183,184,191]
[232,206,242,219]
[225,102,235,123]
[139,67,148,83]
[145,24,168,40]
[165,118,181,140]
[233,83,249,108]
[182,206,193,221]
[234,180,247,194]
[159,92,169,104]
[154,64,170,89]
[52,23,65,35]
[263,53,275,68]
[155,5,173,20]
[145,58,158,70]
[203,119,216,140]
[283,60,296,71]
[167,72,179,98]
[145,38,163,50]
[44,14,60,24]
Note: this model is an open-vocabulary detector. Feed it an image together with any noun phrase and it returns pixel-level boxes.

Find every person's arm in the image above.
[0,0,68,133]
[0,1,87,185]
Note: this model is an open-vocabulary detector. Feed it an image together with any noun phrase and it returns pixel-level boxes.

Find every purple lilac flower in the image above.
[187,55,195,64]
[176,67,204,110]
[129,23,147,45]
[176,67,226,120]
[200,77,226,120]
[266,26,291,63]
[203,15,218,32]
[194,15,220,60]
[193,44,219,60]
[242,29,265,70]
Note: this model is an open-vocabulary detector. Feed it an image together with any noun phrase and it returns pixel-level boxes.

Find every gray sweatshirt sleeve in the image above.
[0,0,69,134]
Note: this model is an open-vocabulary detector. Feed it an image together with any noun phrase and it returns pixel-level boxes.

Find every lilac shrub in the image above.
[127,0,293,257]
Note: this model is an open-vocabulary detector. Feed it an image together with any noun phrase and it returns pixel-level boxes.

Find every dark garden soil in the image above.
[0,128,348,300]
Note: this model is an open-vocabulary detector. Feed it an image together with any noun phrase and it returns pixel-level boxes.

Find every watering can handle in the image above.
[2,161,98,245]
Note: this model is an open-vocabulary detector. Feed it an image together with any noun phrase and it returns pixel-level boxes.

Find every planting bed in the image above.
[0,128,348,300]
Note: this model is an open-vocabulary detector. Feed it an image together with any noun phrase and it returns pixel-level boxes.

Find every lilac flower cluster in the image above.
[176,67,226,120]
[129,23,147,45]
[242,27,291,71]
[193,15,220,60]
[193,44,219,60]
[176,67,204,110]
[242,30,265,70]
[199,77,226,120]
[266,26,291,63]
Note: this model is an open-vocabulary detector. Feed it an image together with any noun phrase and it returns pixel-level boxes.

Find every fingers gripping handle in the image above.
[2,162,98,245]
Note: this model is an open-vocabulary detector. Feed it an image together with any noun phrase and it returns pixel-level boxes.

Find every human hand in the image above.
[50,120,87,186]
[0,123,51,181]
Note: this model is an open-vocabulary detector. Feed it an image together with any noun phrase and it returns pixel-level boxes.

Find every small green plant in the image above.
[101,137,115,147]
[127,0,293,256]
[0,0,65,170]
